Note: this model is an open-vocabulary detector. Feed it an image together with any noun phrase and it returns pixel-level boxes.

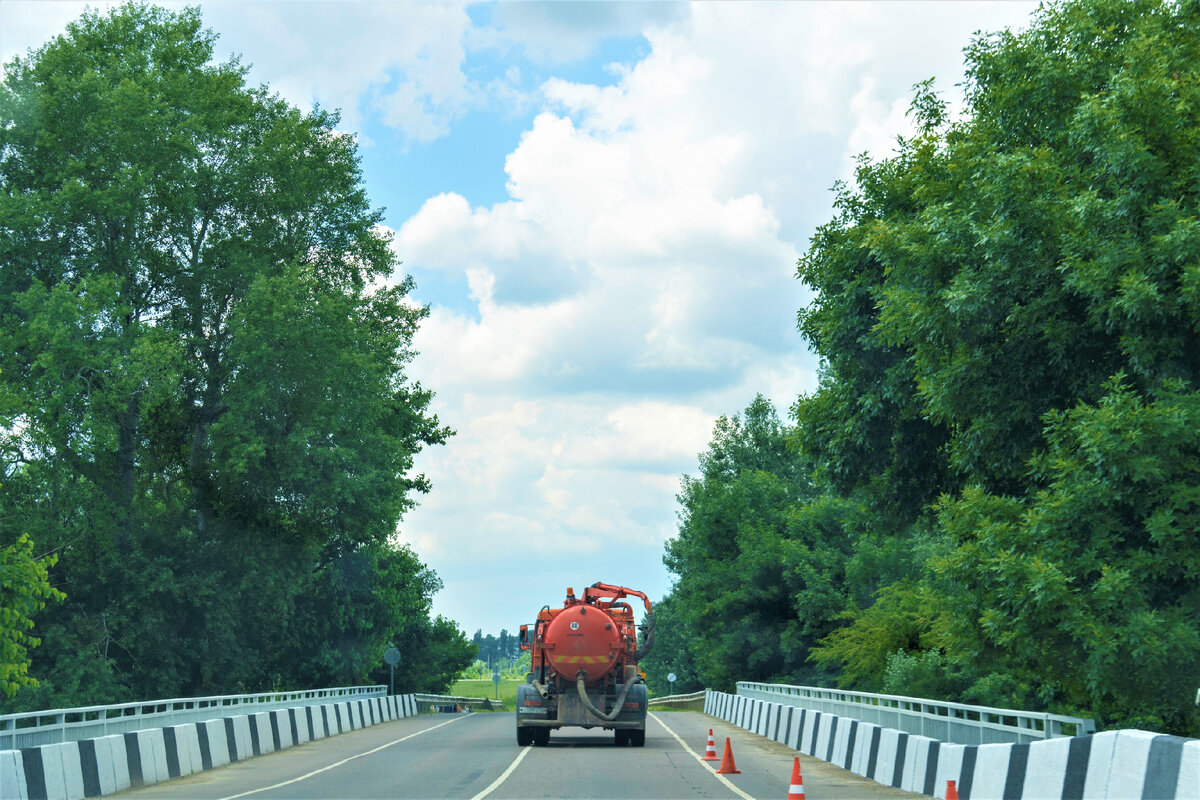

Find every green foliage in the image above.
[663,396,900,691]
[793,0,1200,734]
[460,651,527,681]
[810,581,953,691]
[664,397,812,689]
[0,3,461,709]
[449,677,522,710]
[372,615,477,695]
[935,378,1200,731]
[638,593,702,696]
[0,535,65,698]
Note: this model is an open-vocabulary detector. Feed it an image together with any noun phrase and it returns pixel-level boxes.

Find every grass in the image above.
[450,678,523,710]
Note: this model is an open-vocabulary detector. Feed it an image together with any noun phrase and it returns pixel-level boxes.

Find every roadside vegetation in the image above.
[652,0,1200,737]
[0,3,473,711]
[4,0,1197,740]
[449,678,523,711]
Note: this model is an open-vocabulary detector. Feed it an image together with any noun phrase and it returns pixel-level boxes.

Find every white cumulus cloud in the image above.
[400,1,1039,633]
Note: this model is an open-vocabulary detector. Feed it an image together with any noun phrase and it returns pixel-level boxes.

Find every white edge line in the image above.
[470,743,533,800]
[218,714,469,800]
[650,712,756,800]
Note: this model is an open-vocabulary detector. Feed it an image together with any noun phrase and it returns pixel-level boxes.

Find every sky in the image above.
[1,0,1039,639]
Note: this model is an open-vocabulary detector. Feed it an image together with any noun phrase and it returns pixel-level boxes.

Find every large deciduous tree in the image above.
[663,396,903,690]
[797,0,1200,733]
[0,3,465,706]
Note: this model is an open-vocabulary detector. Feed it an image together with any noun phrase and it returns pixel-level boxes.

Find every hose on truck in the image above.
[576,672,637,722]
[633,612,655,661]
[575,610,655,720]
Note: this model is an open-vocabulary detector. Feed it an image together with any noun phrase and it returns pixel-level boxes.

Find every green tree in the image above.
[936,379,1200,732]
[795,0,1200,733]
[637,592,702,696]
[382,615,476,694]
[664,397,808,688]
[0,3,452,707]
[0,535,65,698]
[664,396,884,690]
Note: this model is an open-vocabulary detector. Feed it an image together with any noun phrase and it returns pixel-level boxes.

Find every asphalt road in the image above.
[117,710,924,799]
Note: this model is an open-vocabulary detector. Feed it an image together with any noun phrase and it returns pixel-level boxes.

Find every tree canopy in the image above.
[0,3,469,708]
[663,0,1200,736]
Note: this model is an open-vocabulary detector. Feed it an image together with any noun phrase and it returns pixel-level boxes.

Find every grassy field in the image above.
[450,678,523,710]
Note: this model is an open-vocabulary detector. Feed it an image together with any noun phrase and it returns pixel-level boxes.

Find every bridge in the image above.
[1,683,1194,799]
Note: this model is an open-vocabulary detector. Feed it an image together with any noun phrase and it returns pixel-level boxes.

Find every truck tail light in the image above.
[524,699,542,707]
[623,702,639,709]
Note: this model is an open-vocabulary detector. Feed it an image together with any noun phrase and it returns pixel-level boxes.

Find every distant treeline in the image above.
[470,629,523,666]
[644,0,1200,736]
[0,4,474,710]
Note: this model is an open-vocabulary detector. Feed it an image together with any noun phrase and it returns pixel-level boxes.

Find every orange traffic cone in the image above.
[716,737,741,774]
[787,757,805,800]
[702,729,719,761]
[946,779,960,800]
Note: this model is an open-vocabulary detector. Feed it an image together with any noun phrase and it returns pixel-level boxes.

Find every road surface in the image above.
[118,709,923,799]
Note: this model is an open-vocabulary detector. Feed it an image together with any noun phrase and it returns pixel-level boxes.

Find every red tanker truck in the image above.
[516,581,655,746]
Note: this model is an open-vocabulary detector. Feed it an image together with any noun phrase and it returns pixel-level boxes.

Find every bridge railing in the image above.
[413,693,505,712]
[648,690,706,711]
[0,685,386,750]
[736,681,1095,745]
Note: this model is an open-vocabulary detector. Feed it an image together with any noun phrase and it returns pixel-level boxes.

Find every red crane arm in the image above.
[583,581,653,614]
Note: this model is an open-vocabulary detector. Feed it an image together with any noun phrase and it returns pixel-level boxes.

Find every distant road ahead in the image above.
[119,710,921,799]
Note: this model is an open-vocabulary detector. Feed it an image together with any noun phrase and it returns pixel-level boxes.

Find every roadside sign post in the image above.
[493,671,501,700]
[384,646,401,695]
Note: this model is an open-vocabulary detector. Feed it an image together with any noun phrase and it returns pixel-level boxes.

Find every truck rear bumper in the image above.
[516,718,645,730]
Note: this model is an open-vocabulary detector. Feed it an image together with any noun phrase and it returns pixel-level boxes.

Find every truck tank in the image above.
[515,582,655,747]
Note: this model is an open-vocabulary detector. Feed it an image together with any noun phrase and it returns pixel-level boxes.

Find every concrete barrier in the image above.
[199,719,229,770]
[289,708,307,746]
[164,724,201,778]
[1,694,420,799]
[249,712,271,756]
[313,705,330,739]
[134,728,169,786]
[703,690,1197,799]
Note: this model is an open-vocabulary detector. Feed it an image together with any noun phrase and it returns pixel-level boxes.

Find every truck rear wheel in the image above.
[629,728,645,747]
[533,727,551,746]
[614,730,629,746]
[516,725,533,746]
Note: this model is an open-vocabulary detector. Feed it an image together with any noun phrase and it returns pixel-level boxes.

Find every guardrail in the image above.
[648,690,706,710]
[736,682,1095,745]
[0,685,386,750]
[412,694,506,712]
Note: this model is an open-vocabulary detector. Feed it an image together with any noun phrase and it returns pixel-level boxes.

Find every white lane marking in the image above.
[651,713,756,800]
[470,744,533,800]
[218,714,468,800]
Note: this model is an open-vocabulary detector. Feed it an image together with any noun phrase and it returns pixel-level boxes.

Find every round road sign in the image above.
[384,647,401,666]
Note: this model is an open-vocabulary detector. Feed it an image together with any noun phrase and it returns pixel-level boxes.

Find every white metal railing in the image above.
[413,693,505,712]
[648,690,706,708]
[736,682,1095,745]
[0,685,386,750]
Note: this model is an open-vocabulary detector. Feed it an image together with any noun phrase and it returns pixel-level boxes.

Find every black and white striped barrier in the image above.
[1,694,419,799]
[703,690,1198,799]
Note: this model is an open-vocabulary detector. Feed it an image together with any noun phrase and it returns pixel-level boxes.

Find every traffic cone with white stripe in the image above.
[787,757,805,800]
[946,779,960,800]
[716,737,740,774]
[702,729,719,761]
